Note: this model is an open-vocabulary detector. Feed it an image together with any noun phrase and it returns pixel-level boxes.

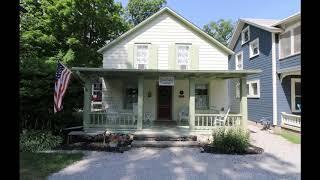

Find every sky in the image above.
[116,0,300,28]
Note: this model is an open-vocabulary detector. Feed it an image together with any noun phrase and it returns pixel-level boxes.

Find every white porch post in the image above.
[240,77,248,128]
[189,77,195,130]
[137,76,144,130]
[83,80,92,129]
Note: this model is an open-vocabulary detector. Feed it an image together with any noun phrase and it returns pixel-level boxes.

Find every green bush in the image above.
[20,130,63,152]
[211,127,250,154]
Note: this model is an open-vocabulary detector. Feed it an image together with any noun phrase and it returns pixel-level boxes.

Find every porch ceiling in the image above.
[71,67,262,79]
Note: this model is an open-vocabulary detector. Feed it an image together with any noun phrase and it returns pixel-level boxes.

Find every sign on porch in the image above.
[159,76,174,86]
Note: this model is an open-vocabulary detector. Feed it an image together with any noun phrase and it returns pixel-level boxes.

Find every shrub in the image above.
[211,127,250,154]
[20,130,63,152]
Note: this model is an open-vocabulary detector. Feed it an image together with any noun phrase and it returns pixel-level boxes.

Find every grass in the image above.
[20,152,84,180]
[278,130,301,144]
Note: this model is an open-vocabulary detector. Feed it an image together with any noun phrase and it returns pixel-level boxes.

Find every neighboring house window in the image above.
[249,38,259,58]
[124,87,138,109]
[91,79,102,111]
[241,26,250,45]
[246,80,260,98]
[136,44,149,69]
[291,78,301,112]
[195,84,209,109]
[235,51,243,70]
[279,24,301,59]
[176,45,190,70]
[236,82,240,98]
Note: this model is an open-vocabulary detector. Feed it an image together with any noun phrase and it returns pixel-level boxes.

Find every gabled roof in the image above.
[272,12,300,27]
[228,12,300,50]
[97,7,234,55]
[228,19,282,49]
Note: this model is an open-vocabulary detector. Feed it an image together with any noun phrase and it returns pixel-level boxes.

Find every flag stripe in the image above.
[54,62,72,113]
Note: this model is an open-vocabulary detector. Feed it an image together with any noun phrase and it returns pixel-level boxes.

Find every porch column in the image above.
[137,76,144,130]
[83,79,92,129]
[240,77,248,128]
[189,77,195,130]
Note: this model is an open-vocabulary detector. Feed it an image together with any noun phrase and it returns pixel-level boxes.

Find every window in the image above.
[249,38,259,58]
[279,24,301,59]
[246,80,260,98]
[236,82,240,98]
[291,78,301,112]
[293,26,301,54]
[136,44,149,69]
[176,45,190,70]
[235,51,243,70]
[195,84,209,109]
[241,26,250,45]
[91,79,102,111]
[124,87,138,109]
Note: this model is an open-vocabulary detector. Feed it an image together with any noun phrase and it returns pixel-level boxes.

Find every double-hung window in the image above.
[246,80,260,98]
[136,44,149,69]
[279,24,301,59]
[235,51,243,70]
[176,45,190,70]
[124,87,138,110]
[291,78,301,112]
[249,38,259,58]
[241,26,250,45]
[195,84,209,109]
[91,79,102,111]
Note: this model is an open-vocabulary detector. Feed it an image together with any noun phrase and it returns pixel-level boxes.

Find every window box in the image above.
[235,51,243,70]
[249,38,259,58]
[241,26,250,45]
[247,80,260,98]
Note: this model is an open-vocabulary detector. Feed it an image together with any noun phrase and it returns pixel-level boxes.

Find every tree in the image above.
[19,0,129,132]
[126,0,166,26]
[203,19,234,46]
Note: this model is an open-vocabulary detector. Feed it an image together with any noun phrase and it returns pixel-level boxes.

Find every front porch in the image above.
[72,68,261,133]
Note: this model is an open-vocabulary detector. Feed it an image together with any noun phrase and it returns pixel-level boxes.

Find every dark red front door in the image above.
[158,86,172,120]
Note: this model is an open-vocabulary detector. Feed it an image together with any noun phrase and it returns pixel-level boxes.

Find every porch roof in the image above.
[71,67,262,79]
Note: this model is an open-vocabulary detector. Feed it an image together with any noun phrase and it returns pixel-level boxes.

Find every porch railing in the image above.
[194,114,242,130]
[281,112,301,131]
[88,112,137,129]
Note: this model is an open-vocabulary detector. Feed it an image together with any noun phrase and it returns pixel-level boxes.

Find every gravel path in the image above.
[48,124,300,180]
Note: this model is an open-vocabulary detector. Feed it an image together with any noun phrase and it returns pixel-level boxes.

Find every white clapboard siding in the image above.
[102,12,228,70]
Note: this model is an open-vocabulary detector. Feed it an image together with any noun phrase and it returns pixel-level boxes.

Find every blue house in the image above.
[228,13,301,131]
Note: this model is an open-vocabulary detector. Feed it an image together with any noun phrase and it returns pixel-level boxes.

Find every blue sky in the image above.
[116,0,300,28]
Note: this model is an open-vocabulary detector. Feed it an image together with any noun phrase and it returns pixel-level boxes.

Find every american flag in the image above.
[54,62,72,113]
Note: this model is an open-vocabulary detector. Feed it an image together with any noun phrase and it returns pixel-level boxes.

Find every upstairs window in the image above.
[195,84,209,110]
[241,26,250,45]
[279,24,301,59]
[249,38,259,58]
[247,80,260,98]
[235,51,243,70]
[136,44,148,69]
[176,45,190,70]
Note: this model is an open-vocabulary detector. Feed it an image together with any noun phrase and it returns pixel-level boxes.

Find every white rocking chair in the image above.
[215,107,230,126]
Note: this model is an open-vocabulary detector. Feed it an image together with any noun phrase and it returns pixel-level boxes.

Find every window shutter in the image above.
[190,44,199,70]
[168,44,176,70]
[127,44,134,68]
[149,44,158,69]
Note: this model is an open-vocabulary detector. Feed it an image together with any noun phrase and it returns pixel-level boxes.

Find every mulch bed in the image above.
[56,133,134,153]
[200,144,264,155]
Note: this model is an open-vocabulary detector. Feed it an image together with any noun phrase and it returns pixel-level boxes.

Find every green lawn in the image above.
[278,130,301,144]
[20,152,84,180]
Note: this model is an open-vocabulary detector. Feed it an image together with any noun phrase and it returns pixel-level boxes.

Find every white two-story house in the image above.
[72,7,261,133]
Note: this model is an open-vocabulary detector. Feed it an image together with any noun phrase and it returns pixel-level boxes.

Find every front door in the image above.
[157,86,172,120]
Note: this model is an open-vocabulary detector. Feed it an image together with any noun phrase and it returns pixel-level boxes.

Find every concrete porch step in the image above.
[131,140,200,148]
[134,134,197,141]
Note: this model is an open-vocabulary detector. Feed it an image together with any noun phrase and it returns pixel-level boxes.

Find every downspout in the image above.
[271,33,278,126]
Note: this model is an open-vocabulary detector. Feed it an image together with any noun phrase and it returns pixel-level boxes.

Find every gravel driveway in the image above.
[48,124,300,180]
